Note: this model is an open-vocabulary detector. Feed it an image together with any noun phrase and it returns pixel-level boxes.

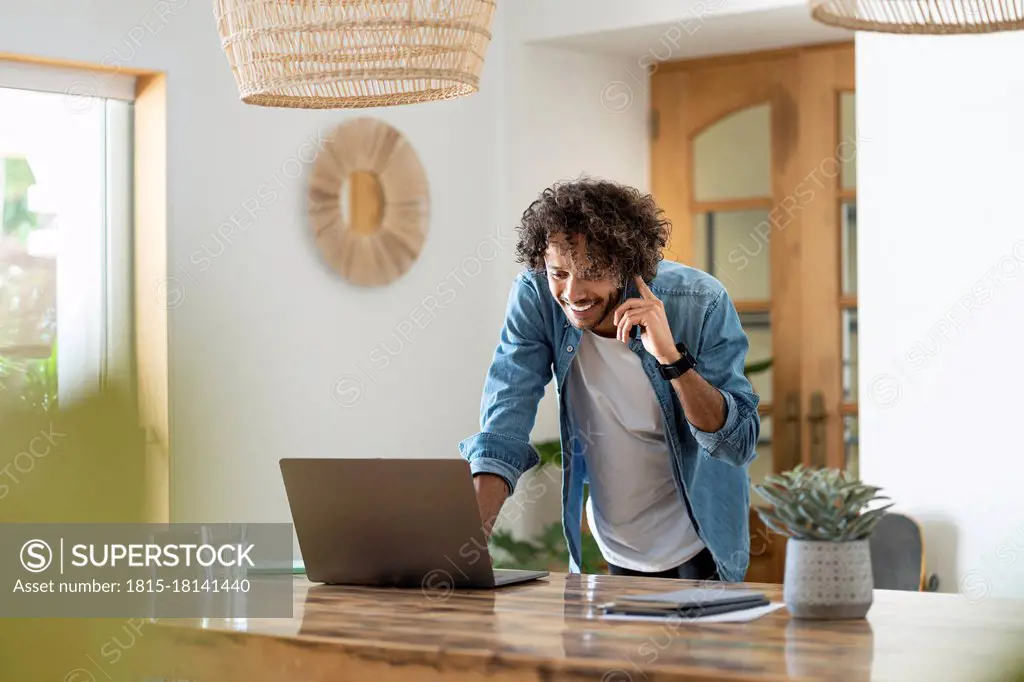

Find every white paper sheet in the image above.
[600,601,786,624]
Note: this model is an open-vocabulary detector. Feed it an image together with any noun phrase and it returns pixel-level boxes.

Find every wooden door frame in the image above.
[650,41,856,583]
[794,45,855,471]
[651,40,855,473]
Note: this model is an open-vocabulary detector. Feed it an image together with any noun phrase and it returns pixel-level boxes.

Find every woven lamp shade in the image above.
[214,0,498,109]
[810,0,1024,33]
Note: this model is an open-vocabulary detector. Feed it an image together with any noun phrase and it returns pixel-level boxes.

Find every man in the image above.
[459,178,760,581]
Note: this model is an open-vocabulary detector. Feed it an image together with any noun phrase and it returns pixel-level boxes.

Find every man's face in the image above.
[544,234,621,332]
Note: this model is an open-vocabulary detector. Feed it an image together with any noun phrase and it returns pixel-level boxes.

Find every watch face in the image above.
[659,345,694,380]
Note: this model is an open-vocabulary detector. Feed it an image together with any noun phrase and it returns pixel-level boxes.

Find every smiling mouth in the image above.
[565,301,598,314]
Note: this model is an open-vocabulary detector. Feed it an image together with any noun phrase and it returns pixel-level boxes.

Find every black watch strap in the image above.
[657,342,696,380]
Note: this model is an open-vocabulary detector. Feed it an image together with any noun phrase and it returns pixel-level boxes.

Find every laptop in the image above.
[279,457,549,588]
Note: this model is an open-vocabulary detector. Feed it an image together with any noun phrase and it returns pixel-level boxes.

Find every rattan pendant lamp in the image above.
[810,0,1024,33]
[214,0,498,108]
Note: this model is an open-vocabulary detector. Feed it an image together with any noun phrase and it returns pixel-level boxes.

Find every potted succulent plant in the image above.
[754,465,892,619]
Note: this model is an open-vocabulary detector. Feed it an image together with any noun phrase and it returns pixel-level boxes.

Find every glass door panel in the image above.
[844,415,859,480]
[841,201,857,296]
[842,308,858,403]
[838,91,859,475]
[693,104,771,202]
[840,91,857,192]
[693,209,771,301]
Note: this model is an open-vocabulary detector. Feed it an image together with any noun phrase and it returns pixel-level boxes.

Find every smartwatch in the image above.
[657,342,696,380]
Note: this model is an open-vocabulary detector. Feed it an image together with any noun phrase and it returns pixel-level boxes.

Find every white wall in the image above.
[857,32,1024,599]
[515,0,804,43]
[0,0,649,553]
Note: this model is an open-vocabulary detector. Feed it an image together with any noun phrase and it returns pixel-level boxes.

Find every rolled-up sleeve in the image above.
[458,273,554,494]
[688,289,761,467]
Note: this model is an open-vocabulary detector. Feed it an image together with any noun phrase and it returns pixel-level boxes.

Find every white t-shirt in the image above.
[565,330,705,572]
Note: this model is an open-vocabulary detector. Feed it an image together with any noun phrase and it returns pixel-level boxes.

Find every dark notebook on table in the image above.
[600,588,769,618]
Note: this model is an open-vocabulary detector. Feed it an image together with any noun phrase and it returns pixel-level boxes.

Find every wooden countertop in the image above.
[135,573,1024,682]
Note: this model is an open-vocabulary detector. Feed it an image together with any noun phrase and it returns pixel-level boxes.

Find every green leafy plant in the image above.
[490,521,605,574]
[534,438,563,470]
[2,156,40,243]
[744,357,772,377]
[754,464,892,541]
[0,343,58,414]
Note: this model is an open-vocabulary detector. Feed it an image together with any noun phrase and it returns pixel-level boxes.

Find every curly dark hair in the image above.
[514,177,671,285]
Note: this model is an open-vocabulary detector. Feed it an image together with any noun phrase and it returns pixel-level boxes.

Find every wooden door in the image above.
[650,42,857,583]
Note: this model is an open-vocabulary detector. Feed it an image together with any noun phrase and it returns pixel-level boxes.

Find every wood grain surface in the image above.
[133,573,1024,682]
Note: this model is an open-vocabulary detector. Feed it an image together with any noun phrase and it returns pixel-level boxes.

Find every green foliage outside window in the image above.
[1,157,39,243]
[0,343,58,415]
[1,154,57,416]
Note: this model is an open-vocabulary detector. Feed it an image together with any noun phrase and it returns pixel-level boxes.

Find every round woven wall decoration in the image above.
[308,118,430,287]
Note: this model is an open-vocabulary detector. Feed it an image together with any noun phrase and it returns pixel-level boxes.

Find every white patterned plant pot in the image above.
[783,538,873,619]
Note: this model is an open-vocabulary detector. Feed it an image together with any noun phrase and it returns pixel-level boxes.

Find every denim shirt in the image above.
[458,259,760,582]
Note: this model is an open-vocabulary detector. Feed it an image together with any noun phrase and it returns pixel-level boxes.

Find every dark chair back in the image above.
[870,512,925,591]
